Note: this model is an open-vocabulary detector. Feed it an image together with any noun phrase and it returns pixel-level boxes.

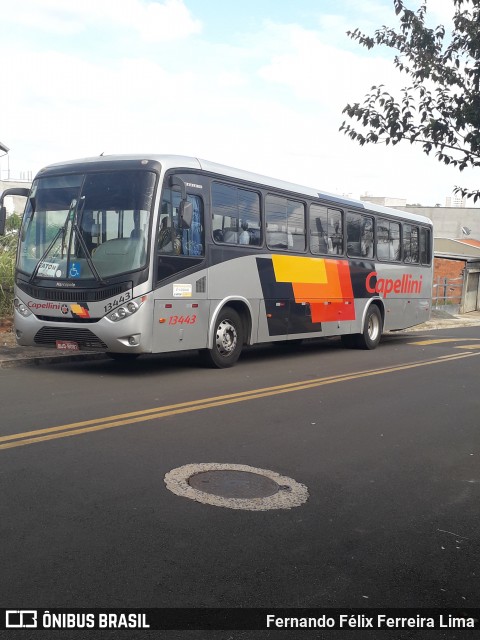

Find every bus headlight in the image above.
[14,297,32,318]
[108,296,146,322]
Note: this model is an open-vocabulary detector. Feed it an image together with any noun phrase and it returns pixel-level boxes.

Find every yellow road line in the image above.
[455,344,480,350]
[1,351,478,451]
[408,338,480,346]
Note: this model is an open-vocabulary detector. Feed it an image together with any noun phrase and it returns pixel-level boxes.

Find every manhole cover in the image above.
[164,463,309,511]
[188,470,279,498]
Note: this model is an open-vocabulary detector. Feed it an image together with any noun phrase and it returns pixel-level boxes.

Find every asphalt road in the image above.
[1,328,479,639]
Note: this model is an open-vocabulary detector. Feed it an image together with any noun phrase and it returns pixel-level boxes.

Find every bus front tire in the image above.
[341,305,382,350]
[200,307,244,368]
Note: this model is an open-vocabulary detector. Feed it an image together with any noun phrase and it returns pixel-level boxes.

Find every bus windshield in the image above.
[18,170,156,280]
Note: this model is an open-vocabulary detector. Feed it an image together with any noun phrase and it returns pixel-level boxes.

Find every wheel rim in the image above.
[367,312,380,342]
[215,319,238,357]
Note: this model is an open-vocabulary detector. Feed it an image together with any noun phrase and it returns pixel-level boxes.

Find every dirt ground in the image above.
[0,317,16,347]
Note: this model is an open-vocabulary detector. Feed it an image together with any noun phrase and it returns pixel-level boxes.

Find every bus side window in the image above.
[213,229,223,242]
[223,227,238,243]
[377,219,400,261]
[266,194,288,249]
[361,217,374,258]
[309,204,328,255]
[403,224,419,263]
[267,194,305,251]
[238,188,261,246]
[158,191,204,257]
[347,212,373,258]
[211,182,261,246]
[376,220,390,260]
[181,195,204,256]
[288,200,306,252]
[328,208,343,255]
[158,195,182,254]
[347,212,361,256]
[389,221,401,261]
[420,227,431,265]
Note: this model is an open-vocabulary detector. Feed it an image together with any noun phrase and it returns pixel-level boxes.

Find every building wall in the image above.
[433,257,466,306]
[434,257,465,280]
[434,238,480,257]
[394,206,480,240]
[361,196,407,207]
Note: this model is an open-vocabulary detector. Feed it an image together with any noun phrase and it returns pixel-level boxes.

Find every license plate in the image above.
[56,340,79,351]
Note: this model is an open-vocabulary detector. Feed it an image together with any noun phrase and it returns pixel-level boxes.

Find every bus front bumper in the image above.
[14,309,153,354]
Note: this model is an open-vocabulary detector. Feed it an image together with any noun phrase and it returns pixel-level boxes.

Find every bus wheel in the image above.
[202,307,244,368]
[356,305,382,350]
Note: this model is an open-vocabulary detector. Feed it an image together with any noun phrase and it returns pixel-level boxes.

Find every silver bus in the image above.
[0,155,433,367]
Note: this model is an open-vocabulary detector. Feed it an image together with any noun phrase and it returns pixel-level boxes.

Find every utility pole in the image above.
[0,141,10,180]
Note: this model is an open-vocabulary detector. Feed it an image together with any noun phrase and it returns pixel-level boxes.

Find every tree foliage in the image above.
[340,0,480,202]
[0,213,21,317]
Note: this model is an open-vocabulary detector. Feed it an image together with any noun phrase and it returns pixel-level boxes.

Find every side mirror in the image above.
[170,174,193,227]
[0,187,30,236]
[179,199,193,228]
[0,206,6,236]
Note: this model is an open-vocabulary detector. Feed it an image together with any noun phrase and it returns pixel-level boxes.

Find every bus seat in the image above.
[377,242,389,260]
[267,231,287,249]
[347,241,361,257]
[291,234,306,252]
[93,236,145,272]
[248,228,261,246]
[223,228,238,243]
[311,233,327,254]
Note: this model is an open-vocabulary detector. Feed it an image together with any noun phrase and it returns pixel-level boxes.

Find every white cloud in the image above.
[0,0,473,205]
[257,23,404,115]
[3,0,202,42]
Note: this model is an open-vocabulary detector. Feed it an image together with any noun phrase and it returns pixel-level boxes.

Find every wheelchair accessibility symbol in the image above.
[69,262,81,278]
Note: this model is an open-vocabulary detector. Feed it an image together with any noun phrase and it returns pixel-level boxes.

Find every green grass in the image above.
[0,214,21,319]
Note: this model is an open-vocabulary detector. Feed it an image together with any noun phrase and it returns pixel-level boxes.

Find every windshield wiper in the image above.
[29,223,106,285]
[67,196,106,285]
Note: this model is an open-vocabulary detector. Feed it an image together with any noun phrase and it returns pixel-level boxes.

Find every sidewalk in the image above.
[1,310,480,368]
[0,321,106,368]
[405,309,480,332]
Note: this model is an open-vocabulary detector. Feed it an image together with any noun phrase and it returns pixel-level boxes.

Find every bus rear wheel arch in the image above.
[341,303,383,350]
[200,305,245,368]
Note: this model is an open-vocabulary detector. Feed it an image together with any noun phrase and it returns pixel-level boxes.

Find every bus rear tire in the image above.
[341,305,382,350]
[355,304,382,350]
[200,307,244,368]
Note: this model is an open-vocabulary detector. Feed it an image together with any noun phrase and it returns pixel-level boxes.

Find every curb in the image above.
[1,317,479,368]
[400,319,480,332]
[0,352,108,369]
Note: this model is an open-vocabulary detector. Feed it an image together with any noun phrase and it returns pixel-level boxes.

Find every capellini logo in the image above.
[27,302,62,311]
[70,303,90,319]
[366,272,423,298]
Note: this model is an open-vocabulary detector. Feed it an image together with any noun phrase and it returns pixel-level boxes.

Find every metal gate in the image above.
[464,271,480,312]
[432,276,463,313]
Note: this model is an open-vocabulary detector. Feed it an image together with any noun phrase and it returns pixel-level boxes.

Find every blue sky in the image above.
[0,0,470,205]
